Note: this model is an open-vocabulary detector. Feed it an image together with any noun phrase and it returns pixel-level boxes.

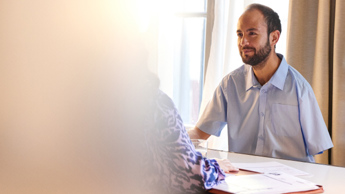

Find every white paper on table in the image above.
[212,172,319,194]
[232,162,310,176]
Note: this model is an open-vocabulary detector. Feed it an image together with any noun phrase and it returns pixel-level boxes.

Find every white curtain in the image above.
[200,0,244,151]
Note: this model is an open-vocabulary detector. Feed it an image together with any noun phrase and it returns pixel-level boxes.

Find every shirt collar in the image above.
[269,54,288,90]
[245,65,260,91]
[245,54,288,91]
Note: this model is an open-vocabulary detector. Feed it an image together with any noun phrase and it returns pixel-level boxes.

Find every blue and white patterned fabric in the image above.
[142,90,225,194]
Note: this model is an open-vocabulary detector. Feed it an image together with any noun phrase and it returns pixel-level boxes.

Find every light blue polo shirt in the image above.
[197,54,333,162]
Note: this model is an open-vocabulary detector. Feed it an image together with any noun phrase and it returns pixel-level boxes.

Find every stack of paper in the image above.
[210,162,321,194]
[232,162,310,176]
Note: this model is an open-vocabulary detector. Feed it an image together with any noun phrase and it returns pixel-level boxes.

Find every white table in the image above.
[208,149,345,193]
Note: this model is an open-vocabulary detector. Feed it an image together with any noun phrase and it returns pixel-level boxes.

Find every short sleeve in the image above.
[299,87,333,156]
[196,84,227,137]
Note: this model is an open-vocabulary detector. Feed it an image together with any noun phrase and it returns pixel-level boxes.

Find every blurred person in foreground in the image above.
[140,71,239,193]
[0,1,237,193]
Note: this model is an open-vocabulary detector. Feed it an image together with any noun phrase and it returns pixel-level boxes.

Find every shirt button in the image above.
[261,112,265,117]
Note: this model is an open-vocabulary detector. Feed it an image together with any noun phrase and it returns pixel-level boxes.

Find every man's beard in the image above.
[240,39,271,66]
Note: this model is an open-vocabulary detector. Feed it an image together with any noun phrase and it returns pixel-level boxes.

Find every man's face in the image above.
[237,9,272,66]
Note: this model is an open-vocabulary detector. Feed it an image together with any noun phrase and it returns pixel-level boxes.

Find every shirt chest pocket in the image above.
[271,104,300,137]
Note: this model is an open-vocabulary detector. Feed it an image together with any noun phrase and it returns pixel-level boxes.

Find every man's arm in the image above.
[188,127,211,140]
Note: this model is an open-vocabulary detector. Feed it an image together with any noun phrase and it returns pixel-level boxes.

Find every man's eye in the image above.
[237,33,243,37]
[249,32,257,35]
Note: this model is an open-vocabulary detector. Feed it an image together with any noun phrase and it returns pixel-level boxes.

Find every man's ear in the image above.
[270,30,280,47]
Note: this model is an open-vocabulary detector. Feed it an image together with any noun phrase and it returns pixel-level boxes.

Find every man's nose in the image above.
[240,36,249,46]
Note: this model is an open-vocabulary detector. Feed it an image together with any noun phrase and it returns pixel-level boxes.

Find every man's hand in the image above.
[214,158,239,173]
[187,127,211,140]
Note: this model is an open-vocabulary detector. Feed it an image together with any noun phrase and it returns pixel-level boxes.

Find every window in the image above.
[156,0,207,126]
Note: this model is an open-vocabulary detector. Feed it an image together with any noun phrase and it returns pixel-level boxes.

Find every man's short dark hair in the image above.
[246,3,282,36]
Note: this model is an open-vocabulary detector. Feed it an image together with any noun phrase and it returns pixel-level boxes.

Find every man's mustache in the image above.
[241,46,255,50]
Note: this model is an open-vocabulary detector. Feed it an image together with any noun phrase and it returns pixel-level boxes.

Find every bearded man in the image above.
[188,3,333,162]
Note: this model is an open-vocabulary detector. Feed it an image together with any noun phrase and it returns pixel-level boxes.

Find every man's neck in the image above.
[252,52,281,86]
